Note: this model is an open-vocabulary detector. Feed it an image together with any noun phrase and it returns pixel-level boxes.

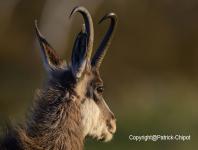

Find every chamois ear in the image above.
[35,20,66,72]
[70,6,94,79]
[71,25,88,79]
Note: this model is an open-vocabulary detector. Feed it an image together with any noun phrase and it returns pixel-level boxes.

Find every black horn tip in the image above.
[69,6,79,19]
[69,6,88,19]
[98,12,117,24]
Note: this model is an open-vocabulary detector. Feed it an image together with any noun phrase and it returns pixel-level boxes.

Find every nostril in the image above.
[110,112,115,120]
[106,119,116,134]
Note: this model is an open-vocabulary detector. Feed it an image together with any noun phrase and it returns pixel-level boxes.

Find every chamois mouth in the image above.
[98,131,113,142]
[108,129,114,134]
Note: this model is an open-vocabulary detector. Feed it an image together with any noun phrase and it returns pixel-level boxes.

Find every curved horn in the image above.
[70,6,94,61]
[91,13,117,68]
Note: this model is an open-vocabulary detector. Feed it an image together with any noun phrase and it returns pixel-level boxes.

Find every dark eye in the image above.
[96,86,104,94]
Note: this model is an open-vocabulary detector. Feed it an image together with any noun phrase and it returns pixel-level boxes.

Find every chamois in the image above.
[0,6,117,150]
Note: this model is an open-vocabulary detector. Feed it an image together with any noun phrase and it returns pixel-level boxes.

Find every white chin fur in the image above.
[80,99,113,142]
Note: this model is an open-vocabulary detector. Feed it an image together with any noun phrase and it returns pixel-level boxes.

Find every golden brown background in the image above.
[0,0,198,149]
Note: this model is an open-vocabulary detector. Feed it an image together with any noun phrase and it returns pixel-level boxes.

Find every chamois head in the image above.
[35,6,117,142]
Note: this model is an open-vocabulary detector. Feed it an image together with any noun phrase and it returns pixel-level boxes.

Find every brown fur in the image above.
[1,77,84,150]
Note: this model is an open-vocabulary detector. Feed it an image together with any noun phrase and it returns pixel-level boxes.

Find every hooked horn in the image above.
[70,6,94,61]
[91,13,117,68]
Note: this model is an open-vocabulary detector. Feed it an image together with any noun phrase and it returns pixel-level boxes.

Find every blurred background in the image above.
[0,0,198,149]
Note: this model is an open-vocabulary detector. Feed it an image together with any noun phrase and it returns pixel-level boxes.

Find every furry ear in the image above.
[35,21,66,72]
[71,25,88,79]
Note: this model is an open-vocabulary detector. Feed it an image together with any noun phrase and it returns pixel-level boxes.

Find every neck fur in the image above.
[18,84,84,150]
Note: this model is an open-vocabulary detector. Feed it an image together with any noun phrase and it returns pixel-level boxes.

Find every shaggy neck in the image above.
[19,84,84,150]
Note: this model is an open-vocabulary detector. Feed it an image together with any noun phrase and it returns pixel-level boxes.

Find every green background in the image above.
[0,0,197,149]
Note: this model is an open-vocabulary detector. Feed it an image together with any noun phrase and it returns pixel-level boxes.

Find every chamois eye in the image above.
[96,86,104,94]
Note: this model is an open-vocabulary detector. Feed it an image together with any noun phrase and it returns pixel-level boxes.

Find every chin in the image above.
[97,132,113,142]
[103,133,113,142]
